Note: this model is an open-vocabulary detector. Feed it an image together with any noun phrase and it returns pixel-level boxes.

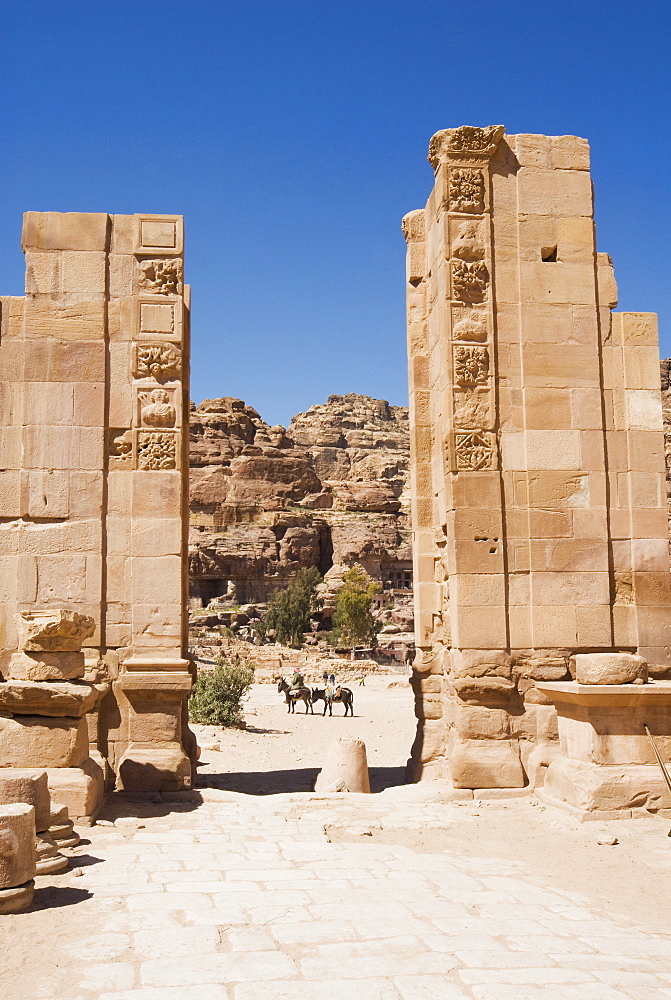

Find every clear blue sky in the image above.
[2,1,670,427]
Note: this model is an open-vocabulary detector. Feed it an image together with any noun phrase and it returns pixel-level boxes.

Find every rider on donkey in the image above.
[290,668,306,692]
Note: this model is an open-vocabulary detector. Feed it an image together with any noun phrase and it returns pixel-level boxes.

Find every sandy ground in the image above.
[191,675,417,794]
[2,680,671,998]
[190,677,671,934]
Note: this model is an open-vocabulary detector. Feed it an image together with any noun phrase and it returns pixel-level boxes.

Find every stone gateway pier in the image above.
[404,126,671,814]
[0,212,195,821]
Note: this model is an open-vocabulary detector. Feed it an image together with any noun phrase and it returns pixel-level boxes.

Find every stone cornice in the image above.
[428,125,505,168]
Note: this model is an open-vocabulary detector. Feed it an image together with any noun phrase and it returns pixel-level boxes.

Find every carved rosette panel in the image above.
[137,431,177,470]
[452,260,489,302]
[455,431,496,471]
[454,346,489,387]
[448,169,485,214]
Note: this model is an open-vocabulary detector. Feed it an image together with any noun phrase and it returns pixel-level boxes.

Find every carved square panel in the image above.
[451,259,489,303]
[453,431,497,471]
[135,215,183,255]
[134,296,182,344]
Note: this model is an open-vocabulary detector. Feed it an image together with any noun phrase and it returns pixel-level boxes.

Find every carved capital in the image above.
[428,125,504,167]
[17,610,95,652]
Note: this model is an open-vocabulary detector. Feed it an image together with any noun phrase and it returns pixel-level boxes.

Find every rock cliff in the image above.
[189,394,411,605]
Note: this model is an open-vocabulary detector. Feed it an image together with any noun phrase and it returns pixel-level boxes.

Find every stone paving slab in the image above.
[1,789,671,999]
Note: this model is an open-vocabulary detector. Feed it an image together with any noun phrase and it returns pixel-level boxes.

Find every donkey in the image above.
[277,677,313,714]
[311,686,354,717]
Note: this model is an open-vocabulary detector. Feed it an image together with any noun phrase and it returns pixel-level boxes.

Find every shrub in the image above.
[332,564,380,648]
[265,567,322,647]
[189,655,255,727]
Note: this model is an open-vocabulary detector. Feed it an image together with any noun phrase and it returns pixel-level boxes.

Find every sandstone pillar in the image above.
[0,212,195,810]
[404,127,671,788]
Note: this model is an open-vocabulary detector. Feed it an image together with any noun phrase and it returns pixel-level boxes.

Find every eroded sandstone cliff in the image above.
[189,394,411,605]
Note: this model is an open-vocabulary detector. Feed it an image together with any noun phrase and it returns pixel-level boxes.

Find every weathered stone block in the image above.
[7,651,85,681]
[0,803,36,889]
[0,769,51,831]
[0,715,88,768]
[573,652,647,685]
[450,739,525,789]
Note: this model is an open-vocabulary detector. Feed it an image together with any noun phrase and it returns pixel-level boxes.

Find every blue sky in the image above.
[2,1,670,427]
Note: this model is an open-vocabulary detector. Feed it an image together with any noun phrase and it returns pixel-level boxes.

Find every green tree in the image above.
[188,654,255,727]
[332,564,380,648]
[265,567,322,647]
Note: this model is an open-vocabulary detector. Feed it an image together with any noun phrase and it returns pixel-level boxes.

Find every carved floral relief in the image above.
[448,168,485,214]
[452,259,489,302]
[429,125,504,166]
[133,343,182,381]
[137,431,177,470]
[454,346,490,387]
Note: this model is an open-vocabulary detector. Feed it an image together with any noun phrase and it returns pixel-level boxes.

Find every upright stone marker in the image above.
[0,213,195,817]
[404,128,671,789]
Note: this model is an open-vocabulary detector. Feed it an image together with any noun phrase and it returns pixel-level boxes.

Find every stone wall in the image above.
[0,212,195,817]
[404,127,671,787]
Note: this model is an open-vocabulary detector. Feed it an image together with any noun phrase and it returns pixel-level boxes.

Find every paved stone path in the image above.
[2,788,671,999]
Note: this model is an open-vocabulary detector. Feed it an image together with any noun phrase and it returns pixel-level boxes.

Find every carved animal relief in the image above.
[109,429,133,462]
[137,431,177,470]
[448,168,485,214]
[454,431,496,471]
[138,258,183,295]
[452,311,488,342]
[454,346,490,387]
[133,343,182,381]
[452,260,489,302]
[452,221,484,260]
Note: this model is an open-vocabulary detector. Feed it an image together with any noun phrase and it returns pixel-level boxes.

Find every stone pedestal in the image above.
[538,673,671,818]
[116,669,192,791]
[0,611,104,823]
[315,738,371,793]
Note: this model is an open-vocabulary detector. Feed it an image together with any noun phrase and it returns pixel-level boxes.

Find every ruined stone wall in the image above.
[0,212,195,814]
[404,127,671,787]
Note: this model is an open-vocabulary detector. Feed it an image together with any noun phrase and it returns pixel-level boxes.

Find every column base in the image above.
[117,745,192,792]
[539,756,671,820]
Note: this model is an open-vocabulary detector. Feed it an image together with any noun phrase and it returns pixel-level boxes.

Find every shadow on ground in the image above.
[196,764,408,795]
